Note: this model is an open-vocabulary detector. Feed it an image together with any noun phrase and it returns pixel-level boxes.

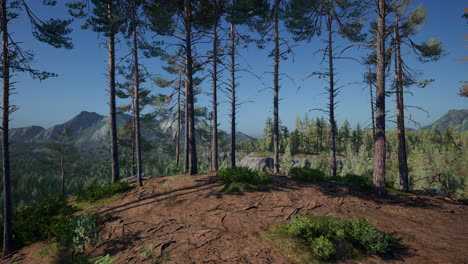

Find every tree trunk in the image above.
[132,2,143,186]
[327,12,337,177]
[184,0,198,175]
[369,68,376,143]
[230,23,236,168]
[108,3,119,183]
[131,114,136,176]
[372,0,387,196]
[1,0,13,253]
[175,73,181,167]
[184,86,189,172]
[394,15,409,191]
[211,15,219,171]
[273,0,280,174]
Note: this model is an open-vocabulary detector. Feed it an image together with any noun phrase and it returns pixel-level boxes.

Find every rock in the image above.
[237,155,274,171]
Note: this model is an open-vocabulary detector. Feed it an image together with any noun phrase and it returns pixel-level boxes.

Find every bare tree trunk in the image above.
[211,14,219,171]
[327,12,337,177]
[373,0,387,196]
[1,0,13,253]
[184,89,189,172]
[132,2,143,186]
[230,23,237,168]
[394,15,409,191]
[131,114,136,176]
[369,68,376,143]
[184,0,198,175]
[175,73,181,167]
[108,3,119,183]
[273,0,280,174]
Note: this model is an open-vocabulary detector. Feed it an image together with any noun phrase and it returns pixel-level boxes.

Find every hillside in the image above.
[3,174,467,264]
[8,111,255,155]
[422,109,468,131]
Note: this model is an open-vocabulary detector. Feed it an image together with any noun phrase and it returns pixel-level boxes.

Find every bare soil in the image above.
[3,174,467,264]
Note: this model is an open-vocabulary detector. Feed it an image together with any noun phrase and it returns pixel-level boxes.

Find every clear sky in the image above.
[8,0,468,138]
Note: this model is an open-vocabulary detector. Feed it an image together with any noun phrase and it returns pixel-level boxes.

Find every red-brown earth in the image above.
[2,174,467,264]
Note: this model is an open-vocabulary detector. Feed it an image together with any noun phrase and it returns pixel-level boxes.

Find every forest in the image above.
[0,0,467,263]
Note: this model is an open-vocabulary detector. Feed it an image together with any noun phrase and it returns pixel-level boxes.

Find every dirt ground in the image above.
[3,174,467,264]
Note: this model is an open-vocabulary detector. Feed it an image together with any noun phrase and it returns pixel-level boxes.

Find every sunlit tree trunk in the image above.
[373,0,387,196]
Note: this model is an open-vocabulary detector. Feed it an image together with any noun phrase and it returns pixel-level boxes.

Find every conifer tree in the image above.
[373,0,388,196]
[45,127,77,195]
[391,1,444,191]
[285,0,366,177]
[1,0,73,253]
[68,0,126,183]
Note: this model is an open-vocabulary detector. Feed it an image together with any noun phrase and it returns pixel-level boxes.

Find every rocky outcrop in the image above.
[238,155,274,172]
[237,153,321,171]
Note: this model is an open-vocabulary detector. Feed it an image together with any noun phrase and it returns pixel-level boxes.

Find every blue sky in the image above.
[9,0,468,138]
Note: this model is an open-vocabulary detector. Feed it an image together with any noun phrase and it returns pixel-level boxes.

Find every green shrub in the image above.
[289,167,325,182]
[311,236,335,260]
[12,194,76,247]
[345,219,394,254]
[55,214,102,253]
[331,174,395,190]
[331,174,373,189]
[76,182,132,203]
[216,167,270,185]
[285,216,394,260]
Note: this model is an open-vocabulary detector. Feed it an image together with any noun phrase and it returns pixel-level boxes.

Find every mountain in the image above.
[9,126,45,143]
[422,109,468,131]
[9,111,256,156]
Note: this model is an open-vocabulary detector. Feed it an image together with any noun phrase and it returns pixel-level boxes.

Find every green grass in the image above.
[289,168,326,182]
[73,193,126,211]
[75,182,133,203]
[266,216,396,263]
[217,167,271,194]
[37,241,62,259]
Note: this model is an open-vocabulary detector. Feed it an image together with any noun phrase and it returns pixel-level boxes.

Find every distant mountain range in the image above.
[422,109,468,131]
[8,111,256,155]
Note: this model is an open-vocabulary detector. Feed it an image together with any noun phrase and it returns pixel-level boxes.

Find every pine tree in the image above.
[68,0,126,183]
[373,0,388,196]
[44,128,77,195]
[391,1,444,191]
[285,0,366,177]
[1,0,73,253]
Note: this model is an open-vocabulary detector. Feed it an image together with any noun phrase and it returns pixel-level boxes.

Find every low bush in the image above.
[216,167,270,185]
[12,194,76,247]
[330,174,373,189]
[289,167,325,182]
[331,174,396,190]
[76,182,132,203]
[286,215,395,261]
[54,214,102,253]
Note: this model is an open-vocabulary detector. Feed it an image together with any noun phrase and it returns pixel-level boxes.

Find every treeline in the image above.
[238,118,467,199]
[0,0,459,253]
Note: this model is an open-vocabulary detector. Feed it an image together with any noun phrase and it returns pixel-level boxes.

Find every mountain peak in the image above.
[422,109,468,131]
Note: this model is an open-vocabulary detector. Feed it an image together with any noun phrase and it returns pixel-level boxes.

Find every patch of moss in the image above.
[72,193,125,211]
